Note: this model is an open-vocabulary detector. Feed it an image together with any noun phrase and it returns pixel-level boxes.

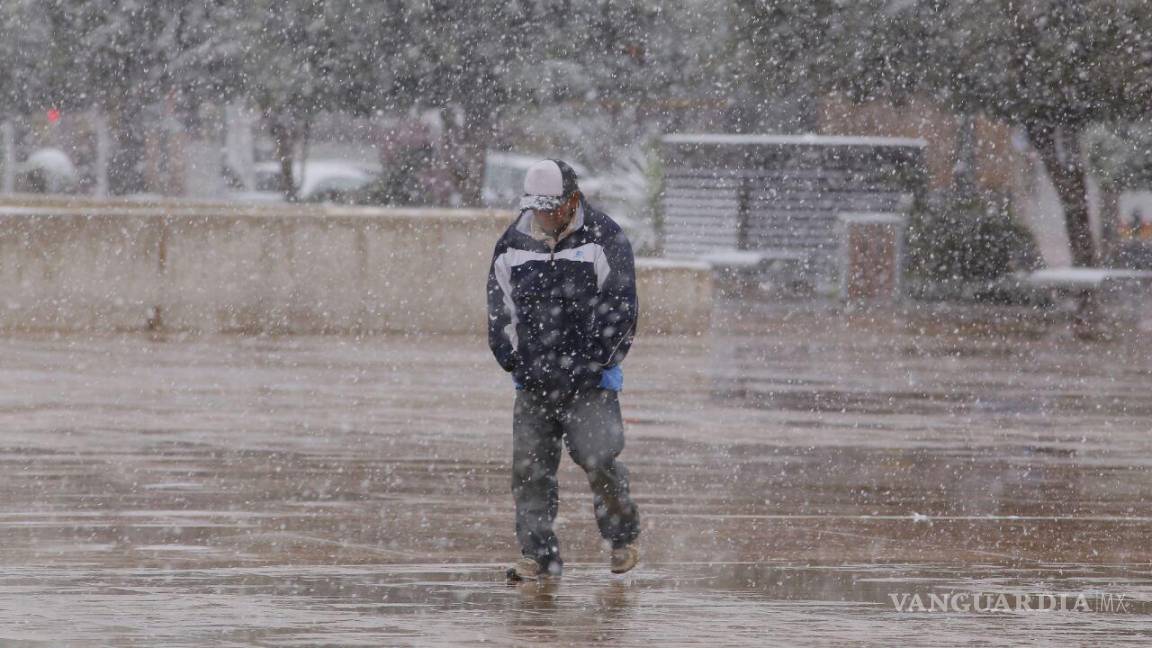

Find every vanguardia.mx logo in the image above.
[889,591,1133,613]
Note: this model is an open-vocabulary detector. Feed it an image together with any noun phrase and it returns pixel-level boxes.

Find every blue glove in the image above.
[598,365,623,391]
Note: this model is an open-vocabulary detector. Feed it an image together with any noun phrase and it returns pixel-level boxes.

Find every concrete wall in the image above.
[0,200,711,336]
[634,258,713,335]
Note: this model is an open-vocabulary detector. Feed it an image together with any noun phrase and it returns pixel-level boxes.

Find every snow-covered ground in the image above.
[1,304,1151,644]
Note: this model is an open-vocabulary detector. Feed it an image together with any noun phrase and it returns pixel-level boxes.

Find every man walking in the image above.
[487,159,641,580]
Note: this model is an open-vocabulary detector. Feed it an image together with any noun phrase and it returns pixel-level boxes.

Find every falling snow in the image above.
[0,1,1151,645]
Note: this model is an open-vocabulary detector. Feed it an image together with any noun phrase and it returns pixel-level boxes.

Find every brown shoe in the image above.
[610,544,639,574]
[506,556,542,582]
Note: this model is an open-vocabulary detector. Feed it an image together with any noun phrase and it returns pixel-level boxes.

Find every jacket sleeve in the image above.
[487,240,520,373]
[592,227,638,368]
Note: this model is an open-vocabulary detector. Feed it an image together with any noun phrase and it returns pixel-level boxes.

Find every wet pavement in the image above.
[2,302,1152,645]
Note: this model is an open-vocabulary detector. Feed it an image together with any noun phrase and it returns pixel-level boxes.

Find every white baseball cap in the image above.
[519,159,579,211]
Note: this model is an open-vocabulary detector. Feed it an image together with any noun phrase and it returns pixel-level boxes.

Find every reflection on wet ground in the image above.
[2,301,1152,645]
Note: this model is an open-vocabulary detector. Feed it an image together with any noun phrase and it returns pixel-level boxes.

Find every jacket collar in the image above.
[515,199,585,246]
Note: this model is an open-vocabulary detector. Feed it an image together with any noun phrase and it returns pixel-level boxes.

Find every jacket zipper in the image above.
[603,321,635,367]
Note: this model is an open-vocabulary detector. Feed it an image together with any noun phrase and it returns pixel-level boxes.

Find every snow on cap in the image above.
[519,159,579,211]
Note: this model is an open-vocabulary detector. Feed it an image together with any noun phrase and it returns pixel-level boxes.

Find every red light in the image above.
[47,108,60,124]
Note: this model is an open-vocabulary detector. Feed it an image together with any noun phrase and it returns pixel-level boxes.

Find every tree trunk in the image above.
[446,106,487,208]
[952,114,977,193]
[1026,122,1097,267]
[1,121,15,194]
[456,137,485,207]
[108,103,149,196]
[1098,185,1120,267]
[267,111,299,202]
[299,120,311,201]
[93,110,111,197]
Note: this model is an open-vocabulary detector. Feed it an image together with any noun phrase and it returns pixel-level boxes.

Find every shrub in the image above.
[905,190,1040,290]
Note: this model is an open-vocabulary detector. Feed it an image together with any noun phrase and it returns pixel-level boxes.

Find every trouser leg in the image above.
[512,390,564,567]
[562,389,640,549]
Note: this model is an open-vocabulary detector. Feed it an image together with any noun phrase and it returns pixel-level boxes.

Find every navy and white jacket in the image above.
[487,200,638,401]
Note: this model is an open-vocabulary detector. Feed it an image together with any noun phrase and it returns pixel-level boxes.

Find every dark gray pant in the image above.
[512,388,640,568]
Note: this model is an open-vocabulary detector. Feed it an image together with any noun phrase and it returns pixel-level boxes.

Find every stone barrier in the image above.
[0,201,711,336]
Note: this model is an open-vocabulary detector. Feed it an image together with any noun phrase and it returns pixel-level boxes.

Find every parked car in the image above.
[227,159,378,202]
[19,148,78,193]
